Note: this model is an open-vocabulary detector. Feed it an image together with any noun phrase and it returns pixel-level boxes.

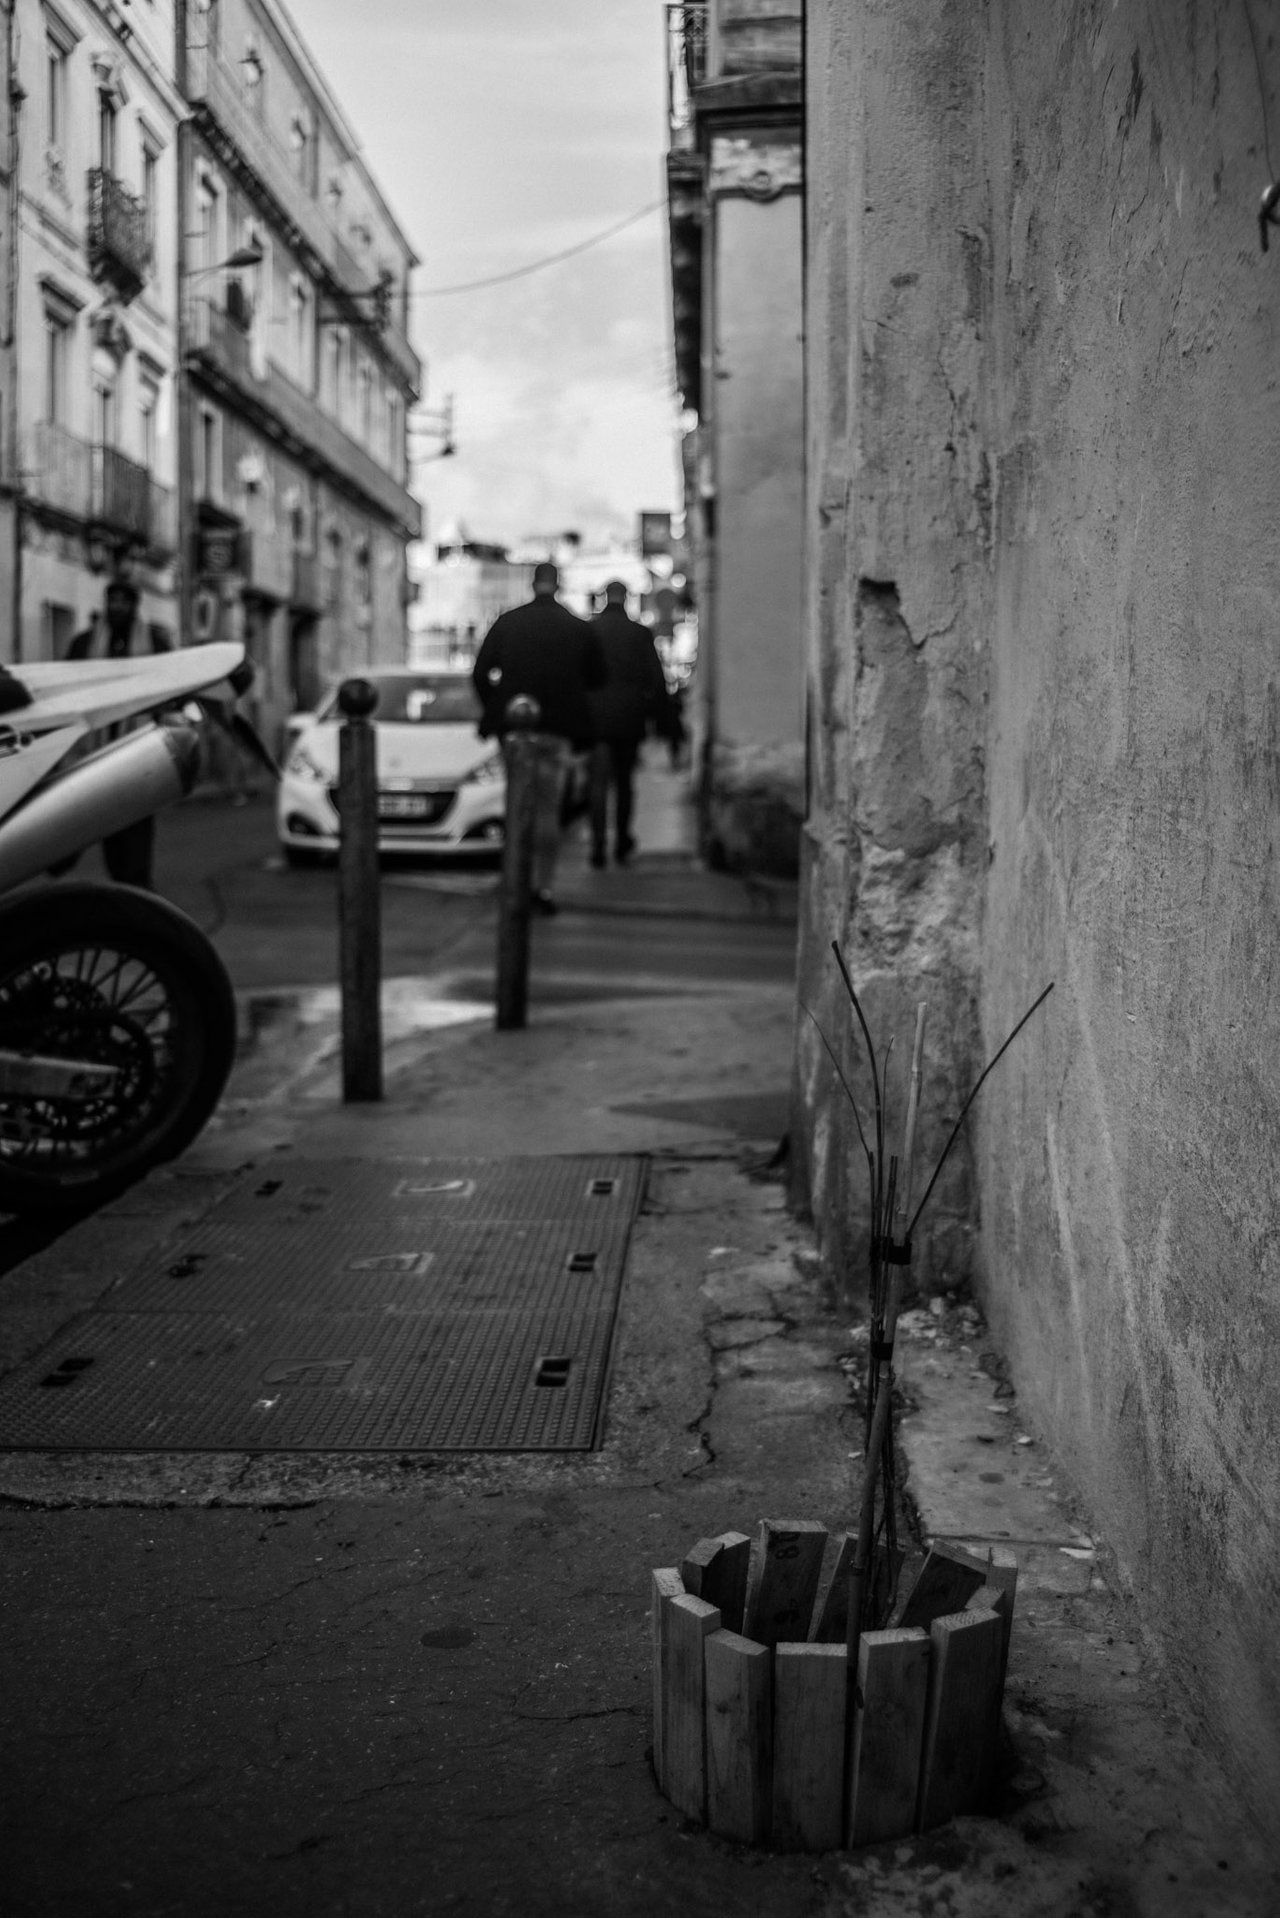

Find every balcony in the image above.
[86,169,153,303]
[24,425,176,553]
[25,421,91,518]
[92,444,177,553]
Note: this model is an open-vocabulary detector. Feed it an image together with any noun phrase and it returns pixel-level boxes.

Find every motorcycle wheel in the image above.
[0,882,237,1216]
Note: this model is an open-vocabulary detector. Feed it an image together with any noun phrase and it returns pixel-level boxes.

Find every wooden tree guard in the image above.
[684,1530,752,1633]
[651,1525,1017,1851]
[705,1629,772,1844]
[650,1567,684,1794]
[743,1519,827,1647]
[772,1644,848,1851]
[917,1607,1004,1830]
[665,1593,721,1821]
[847,1627,930,1846]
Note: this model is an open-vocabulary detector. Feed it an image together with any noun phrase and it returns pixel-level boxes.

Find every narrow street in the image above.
[0,766,1275,1916]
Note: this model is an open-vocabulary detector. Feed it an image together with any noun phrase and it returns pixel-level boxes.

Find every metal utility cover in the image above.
[0,1156,644,1454]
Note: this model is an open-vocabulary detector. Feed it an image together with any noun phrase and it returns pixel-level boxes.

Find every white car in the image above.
[277,669,505,863]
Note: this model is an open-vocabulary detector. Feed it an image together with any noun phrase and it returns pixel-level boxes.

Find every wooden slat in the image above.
[985,1546,1018,1684]
[650,1567,684,1793]
[917,1608,1004,1830]
[701,1530,752,1634]
[681,1537,725,1599]
[704,1628,772,1845]
[664,1593,721,1822]
[810,1532,854,1642]
[847,1626,931,1846]
[892,1542,988,1632]
[771,1643,848,1851]
[743,1519,828,1647]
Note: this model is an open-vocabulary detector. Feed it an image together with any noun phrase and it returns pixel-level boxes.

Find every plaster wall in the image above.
[978,0,1280,1822]
[794,0,990,1287]
[711,185,805,751]
[798,0,1280,1823]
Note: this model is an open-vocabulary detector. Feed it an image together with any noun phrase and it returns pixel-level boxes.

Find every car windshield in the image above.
[316,675,481,725]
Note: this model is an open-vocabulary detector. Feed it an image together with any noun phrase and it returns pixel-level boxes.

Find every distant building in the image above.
[6,0,184,659]
[409,521,531,668]
[175,0,421,741]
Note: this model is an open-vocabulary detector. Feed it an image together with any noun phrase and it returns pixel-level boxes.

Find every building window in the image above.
[43,601,77,659]
[93,372,117,450]
[357,362,372,443]
[195,174,220,274]
[242,42,264,115]
[139,374,159,470]
[46,31,68,149]
[199,405,220,499]
[386,390,401,471]
[43,309,71,424]
[98,93,117,175]
[328,328,346,417]
[141,140,159,248]
[288,274,311,383]
[290,115,312,190]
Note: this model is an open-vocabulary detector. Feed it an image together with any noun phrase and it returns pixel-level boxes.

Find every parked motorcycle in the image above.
[0,643,258,1216]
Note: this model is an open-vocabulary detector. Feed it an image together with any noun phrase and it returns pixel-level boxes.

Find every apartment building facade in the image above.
[175,0,420,742]
[9,0,183,659]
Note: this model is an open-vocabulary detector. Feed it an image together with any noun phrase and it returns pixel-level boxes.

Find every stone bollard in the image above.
[336,675,382,1101]
[495,694,542,1031]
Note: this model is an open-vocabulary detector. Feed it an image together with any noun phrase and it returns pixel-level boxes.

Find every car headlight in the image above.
[462,747,505,786]
[286,744,329,783]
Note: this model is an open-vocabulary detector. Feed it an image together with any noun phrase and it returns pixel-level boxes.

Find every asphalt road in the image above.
[0,773,797,1274]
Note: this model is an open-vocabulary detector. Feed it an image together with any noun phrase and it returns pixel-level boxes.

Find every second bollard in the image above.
[337,676,383,1100]
[495,694,542,1030]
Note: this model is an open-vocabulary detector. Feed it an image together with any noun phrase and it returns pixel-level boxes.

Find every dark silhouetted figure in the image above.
[586,580,670,867]
[472,561,605,913]
[67,578,171,888]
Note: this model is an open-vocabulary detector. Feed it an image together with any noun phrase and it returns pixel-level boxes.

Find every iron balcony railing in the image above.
[667,3,709,141]
[25,424,175,552]
[86,168,153,301]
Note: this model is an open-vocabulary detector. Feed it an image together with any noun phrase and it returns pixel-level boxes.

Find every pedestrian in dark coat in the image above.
[586,580,671,867]
[66,578,170,888]
[472,562,605,912]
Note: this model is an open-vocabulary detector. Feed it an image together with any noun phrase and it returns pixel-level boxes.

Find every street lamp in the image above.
[409,394,456,462]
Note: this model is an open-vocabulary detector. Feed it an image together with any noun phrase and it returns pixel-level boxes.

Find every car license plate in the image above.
[378,793,429,819]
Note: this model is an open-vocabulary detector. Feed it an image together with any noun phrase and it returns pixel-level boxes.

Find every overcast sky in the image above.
[293,0,680,553]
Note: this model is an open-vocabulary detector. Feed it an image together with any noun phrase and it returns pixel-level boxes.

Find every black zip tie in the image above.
[871,1340,895,1362]
[883,1239,912,1266]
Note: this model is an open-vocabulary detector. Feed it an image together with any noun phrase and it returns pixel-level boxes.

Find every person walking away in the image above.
[586,580,672,867]
[66,579,171,888]
[472,562,605,914]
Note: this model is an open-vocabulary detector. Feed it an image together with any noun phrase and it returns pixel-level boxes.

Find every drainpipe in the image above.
[174,3,191,646]
[5,2,23,661]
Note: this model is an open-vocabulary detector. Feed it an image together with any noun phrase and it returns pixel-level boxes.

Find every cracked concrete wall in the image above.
[797,0,1280,1824]
[793,0,989,1294]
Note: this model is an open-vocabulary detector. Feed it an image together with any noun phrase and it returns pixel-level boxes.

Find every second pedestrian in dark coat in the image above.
[586,580,671,867]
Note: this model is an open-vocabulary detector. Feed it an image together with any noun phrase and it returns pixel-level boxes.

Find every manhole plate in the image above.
[0,1156,645,1453]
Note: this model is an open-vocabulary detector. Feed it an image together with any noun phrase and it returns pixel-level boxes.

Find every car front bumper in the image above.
[277,772,506,854]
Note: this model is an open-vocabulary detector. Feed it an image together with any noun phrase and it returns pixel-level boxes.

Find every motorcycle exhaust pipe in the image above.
[0,722,201,894]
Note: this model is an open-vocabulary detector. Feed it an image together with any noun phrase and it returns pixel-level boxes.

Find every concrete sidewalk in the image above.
[0,790,1275,1916]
